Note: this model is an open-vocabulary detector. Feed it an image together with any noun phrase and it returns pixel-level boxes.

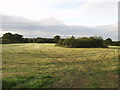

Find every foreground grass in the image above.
[2,43,119,88]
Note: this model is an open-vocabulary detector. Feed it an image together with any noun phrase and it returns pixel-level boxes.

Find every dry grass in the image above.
[2,43,119,88]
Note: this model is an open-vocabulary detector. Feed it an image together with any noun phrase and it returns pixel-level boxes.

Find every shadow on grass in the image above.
[2,75,60,88]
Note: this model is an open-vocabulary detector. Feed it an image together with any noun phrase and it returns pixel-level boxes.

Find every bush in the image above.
[112,41,120,46]
[56,36,108,48]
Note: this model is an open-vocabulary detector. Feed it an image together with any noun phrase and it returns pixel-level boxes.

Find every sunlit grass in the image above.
[2,43,119,88]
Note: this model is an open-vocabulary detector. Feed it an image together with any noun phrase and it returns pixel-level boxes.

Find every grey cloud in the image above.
[0,14,118,40]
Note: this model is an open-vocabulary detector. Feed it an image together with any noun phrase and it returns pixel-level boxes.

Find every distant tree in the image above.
[28,39,34,43]
[71,36,75,39]
[0,37,2,44]
[57,36,107,48]
[57,39,64,46]
[61,36,76,48]
[104,38,112,45]
[111,41,120,46]
[2,32,14,42]
[53,35,60,42]
[23,38,29,43]
[90,36,94,39]
[97,36,103,40]
[13,34,23,43]
[2,32,24,43]
[35,37,47,43]
[35,37,55,43]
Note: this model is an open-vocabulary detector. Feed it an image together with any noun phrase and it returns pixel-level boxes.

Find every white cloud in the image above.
[54,1,118,26]
[0,0,118,26]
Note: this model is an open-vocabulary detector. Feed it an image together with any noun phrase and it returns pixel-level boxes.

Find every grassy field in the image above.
[2,43,119,88]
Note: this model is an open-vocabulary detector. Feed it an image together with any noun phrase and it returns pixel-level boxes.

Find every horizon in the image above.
[1,32,119,41]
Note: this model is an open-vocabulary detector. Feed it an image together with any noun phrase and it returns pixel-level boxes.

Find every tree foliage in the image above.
[57,36,108,48]
[53,35,60,42]
[104,38,112,45]
[35,37,55,43]
[2,32,23,43]
[1,32,119,46]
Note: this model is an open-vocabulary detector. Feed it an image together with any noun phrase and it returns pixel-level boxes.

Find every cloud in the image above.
[55,1,118,26]
[0,15,118,40]
[0,0,118,26]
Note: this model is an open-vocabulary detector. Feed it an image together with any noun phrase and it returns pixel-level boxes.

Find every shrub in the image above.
[56,36,108,48]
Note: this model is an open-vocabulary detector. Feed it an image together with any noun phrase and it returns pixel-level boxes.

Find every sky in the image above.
[0,0,119,40]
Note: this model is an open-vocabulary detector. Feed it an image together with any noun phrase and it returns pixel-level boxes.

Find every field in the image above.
[2,43,119,88]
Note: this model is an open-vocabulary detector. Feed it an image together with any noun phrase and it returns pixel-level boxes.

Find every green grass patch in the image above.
[2,43,119,88]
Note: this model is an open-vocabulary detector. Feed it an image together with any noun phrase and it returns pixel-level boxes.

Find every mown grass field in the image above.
[2,43,119,88]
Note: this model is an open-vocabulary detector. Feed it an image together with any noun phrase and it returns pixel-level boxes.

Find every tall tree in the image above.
[2,32,23,43]
[104,38,112,45]
[2,32,14,41]
[53,35,60,42]
[13,34,23,43]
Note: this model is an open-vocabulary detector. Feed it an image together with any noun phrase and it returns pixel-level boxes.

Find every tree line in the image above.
[0,32,120,47]
[56,36,108,48]
[1,32,60,44]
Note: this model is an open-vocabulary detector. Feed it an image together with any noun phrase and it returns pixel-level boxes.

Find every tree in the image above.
[2,32,23,43]
[13,34,23,43]
[56,36,107,48]
[53,35,60,42]
[104,38,112,45]
[2,32,14,42]
[23,38,29,43]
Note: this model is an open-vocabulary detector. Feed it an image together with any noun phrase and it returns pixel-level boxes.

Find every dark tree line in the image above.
[57,36,108,48]
[111,41,120,46]
[2,33,24,44]
[1,32,120,47]
[103,38,120,46]
[1,32,60,44]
